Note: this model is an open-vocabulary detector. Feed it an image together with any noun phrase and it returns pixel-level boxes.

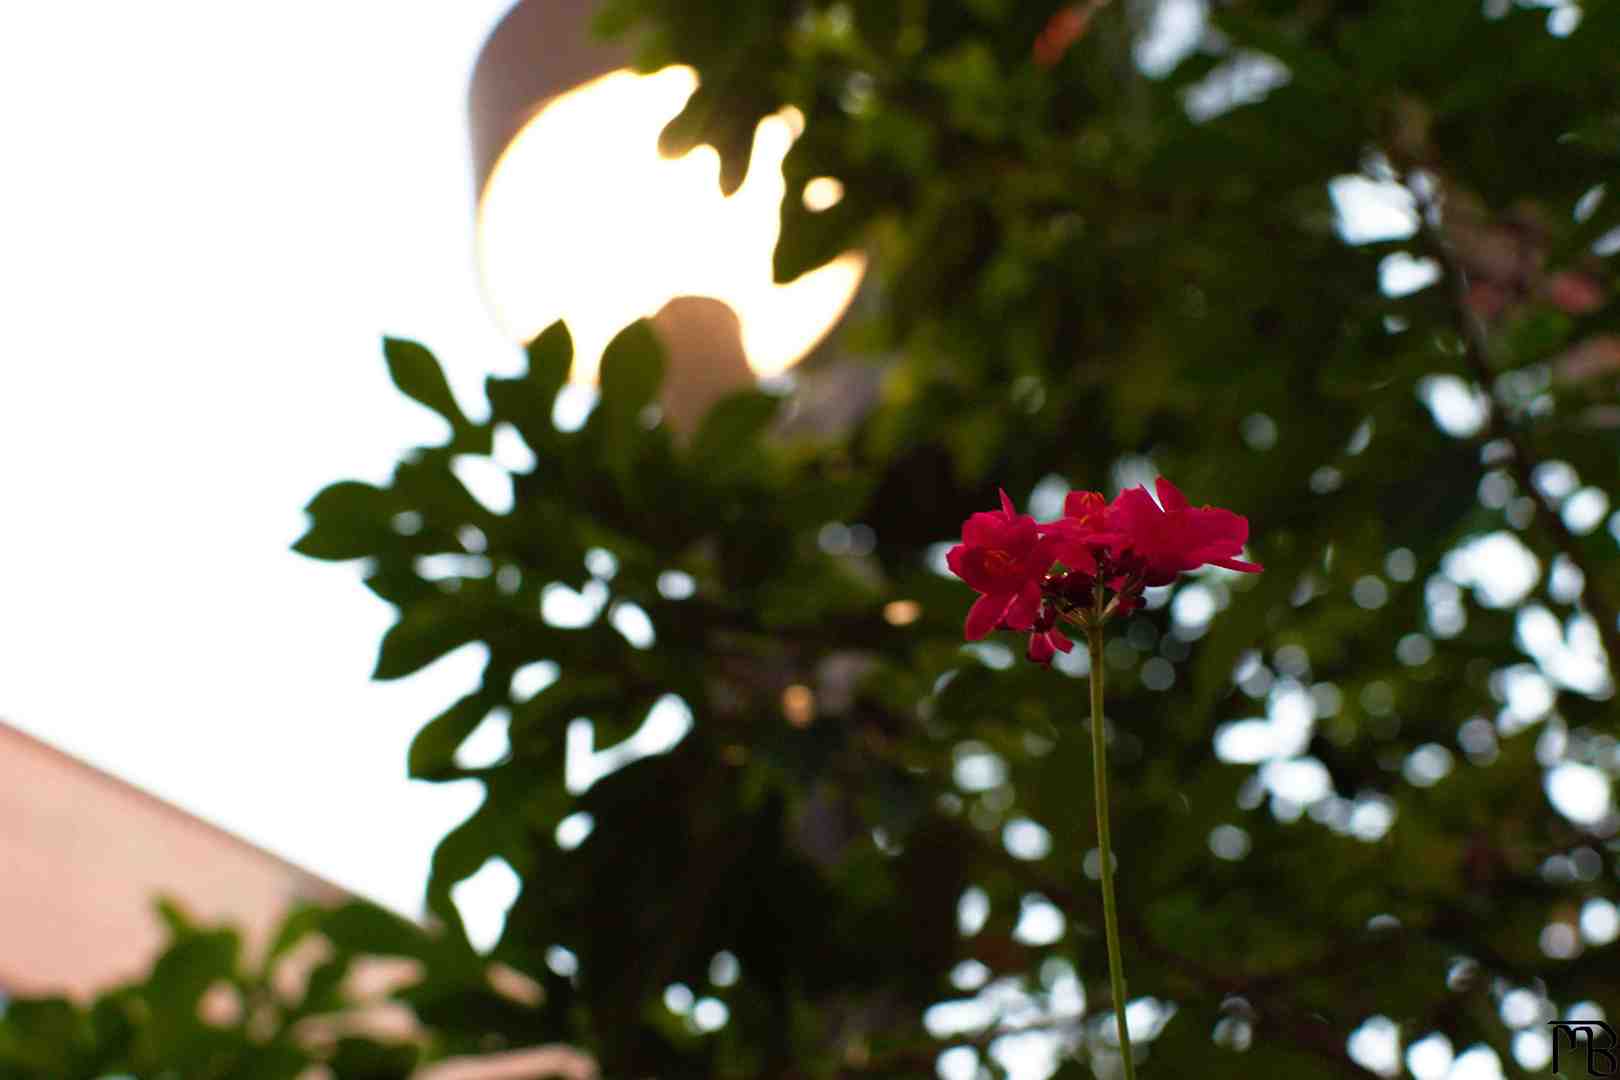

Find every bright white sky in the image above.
[0,1,526,918]
[0,1,863,937]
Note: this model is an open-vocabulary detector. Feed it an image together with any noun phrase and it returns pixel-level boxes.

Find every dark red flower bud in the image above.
[1033,599,1058,633]
[1026,625,1074,665]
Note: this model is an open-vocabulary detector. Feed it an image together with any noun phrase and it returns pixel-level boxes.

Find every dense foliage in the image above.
[6,1,1619,1077]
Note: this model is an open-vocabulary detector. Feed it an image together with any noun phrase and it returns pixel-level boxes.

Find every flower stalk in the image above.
[1087,583,1136,1080]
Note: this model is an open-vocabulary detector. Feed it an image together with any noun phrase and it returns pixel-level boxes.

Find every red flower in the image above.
[1107,477,1263,587]
[946,490,1054,640]
[1025,600,1074,665]
[1041,490,1123,574]
[944,478,1260,661]
[1065,490,1110,529]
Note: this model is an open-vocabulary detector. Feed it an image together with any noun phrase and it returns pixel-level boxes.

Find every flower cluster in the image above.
[946,478,1262,665]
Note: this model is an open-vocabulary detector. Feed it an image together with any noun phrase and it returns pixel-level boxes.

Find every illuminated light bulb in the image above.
[474,64,866,384]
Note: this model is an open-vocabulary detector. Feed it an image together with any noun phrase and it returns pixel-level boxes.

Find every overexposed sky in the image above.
[0,1,525,918]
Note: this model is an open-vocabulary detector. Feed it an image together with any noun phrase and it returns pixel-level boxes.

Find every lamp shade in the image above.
[468,0,628,206]
[467,0,866,427]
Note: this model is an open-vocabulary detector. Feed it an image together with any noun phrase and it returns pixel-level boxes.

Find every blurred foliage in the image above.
[8,0,1620,1077]
[0,900,441,1079]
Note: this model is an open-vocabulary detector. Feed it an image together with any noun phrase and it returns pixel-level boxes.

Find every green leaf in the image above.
[384,337,463,426]
[658,83,760,195]
[327,1036,420,1078]
[320,900,481,988]
[598,319,665,418]
[1213,12,1354,96]
[0,999,82,1071]
[423,803,521,943]
[487,321,574,455]
[322,902,436,960]
[775,195,867,284]
[214,1045,312,1080]
[292,481,399,561]
[372,600,491,681]
[143,925,240,1054]
[392,452,497,529]
[383,337,490,453]
[428,804,502,896]
[266,903,327,962]
[690,390,780,477]
[299,957,351,1015]
[594,319,666,479]
[154,895,196,937]
[408,688,501,779]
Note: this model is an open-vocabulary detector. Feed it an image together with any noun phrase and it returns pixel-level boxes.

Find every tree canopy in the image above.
[5,1,1619,1077]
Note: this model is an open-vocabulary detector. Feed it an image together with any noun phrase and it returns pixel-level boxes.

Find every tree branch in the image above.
[1412,185,1620,680]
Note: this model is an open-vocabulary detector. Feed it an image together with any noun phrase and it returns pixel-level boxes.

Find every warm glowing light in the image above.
[884,600,922,626]
[802,176,846,212]
[476,66,866,382]
[782,683,815,728]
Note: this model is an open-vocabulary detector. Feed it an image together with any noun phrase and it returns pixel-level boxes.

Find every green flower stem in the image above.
[1088,587,1136,1079]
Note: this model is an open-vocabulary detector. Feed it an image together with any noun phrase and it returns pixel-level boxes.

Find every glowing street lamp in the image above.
[468,0,866,420]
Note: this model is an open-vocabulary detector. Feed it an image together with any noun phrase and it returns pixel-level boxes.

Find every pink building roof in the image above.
[0,719,594,1079]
